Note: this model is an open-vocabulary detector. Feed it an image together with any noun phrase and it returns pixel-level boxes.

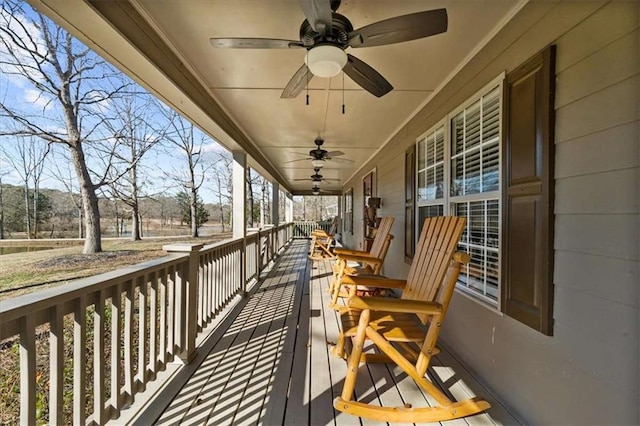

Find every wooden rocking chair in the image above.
[309,216,339,260]
[328,216,395,308]
[332,216,491,422]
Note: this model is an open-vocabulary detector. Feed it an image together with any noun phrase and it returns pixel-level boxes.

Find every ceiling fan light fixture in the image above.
[312,187,320,195]
[305,45,347,78]
[311,159,324,168]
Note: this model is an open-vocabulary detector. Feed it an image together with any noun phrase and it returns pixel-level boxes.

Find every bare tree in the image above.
[209,151,232,232]
[0,158,10,239]
[48,148,84,238]
[163,111,211,238]
[103,95,166,240]
[0,1,129,253]
[0,135,50,237]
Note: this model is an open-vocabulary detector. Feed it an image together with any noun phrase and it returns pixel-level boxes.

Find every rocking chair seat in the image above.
[341,311,426,342]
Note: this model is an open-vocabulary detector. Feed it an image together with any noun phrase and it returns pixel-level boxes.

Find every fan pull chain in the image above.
[306,51,310,106]
[342,71,345,114]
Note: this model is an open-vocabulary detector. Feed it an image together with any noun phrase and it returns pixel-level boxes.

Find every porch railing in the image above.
[292,220,333,238]
[0,222,293,425]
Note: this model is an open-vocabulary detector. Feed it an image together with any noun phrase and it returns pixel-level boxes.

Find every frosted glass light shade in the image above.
[305,45,347,78]
[311,159,324,168]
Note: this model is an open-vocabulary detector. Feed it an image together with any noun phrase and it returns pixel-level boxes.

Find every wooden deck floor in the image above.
[147,240,519,426]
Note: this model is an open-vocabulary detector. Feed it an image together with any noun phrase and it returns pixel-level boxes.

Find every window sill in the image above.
[454,286,504,316]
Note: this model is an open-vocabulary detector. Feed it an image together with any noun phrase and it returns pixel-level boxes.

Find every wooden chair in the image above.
[328,216,395,308]
[332,216,491,422]
[309,216,339,260]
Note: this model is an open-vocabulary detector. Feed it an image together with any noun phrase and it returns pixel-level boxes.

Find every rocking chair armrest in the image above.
[347,296,442,315]
[333,248,370,256]
[335,253,383,265]
[341,275,406,289]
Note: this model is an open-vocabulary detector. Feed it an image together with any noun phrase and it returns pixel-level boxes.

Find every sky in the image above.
[0,1,242,204]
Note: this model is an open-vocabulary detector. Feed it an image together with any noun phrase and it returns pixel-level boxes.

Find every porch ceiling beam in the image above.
[85,0,292,193]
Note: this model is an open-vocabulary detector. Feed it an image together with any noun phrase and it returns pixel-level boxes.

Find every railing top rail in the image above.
[0,252,189,323]
[200,235,245,252]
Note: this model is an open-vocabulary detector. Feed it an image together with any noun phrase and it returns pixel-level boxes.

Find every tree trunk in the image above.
[190,187,198,238]
[78,207,83,239]
[129,163,141,241]
[70,143,102,253]
[33,183,39,238]
[216,175,225,232]
[248,189,254,227]
[0,182,4,240]
[131,204,141,241]
[23,182,31,239]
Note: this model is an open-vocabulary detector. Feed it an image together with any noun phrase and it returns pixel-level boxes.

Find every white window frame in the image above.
[415,73,505,311]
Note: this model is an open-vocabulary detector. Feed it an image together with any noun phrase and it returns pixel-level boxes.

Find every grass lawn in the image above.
[0,233,232,301]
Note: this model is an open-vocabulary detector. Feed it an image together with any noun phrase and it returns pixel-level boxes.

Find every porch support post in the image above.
[337,193,343,233]
[285,193,293,222]
[272,183,280,227]
[272,183,280,252]
[163,243,203,363]
[232,151,248,296]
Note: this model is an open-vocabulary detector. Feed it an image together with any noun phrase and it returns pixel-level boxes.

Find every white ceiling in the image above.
[35,0,522,193]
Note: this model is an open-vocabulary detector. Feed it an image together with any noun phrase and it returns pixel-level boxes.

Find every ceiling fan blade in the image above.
[348,9,447,48]
[284,157,312,163]
[298,0,332,35]
[209,38,304,49]
[297,178,340,182]
[281,63,314,99]
[324,150,345,157]
[343,54,393,98]
[329,157,355,164]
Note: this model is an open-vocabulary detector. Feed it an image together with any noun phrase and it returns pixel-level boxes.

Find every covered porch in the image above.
[3,0,638,424]
[128,240,517,425]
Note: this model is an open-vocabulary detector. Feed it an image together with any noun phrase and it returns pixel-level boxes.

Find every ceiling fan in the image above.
[311,185,332,195]
[287,137,354,166]
[294,167,340,183]
[209,0,448,98]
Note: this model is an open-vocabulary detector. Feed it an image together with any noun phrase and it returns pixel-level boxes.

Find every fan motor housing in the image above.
[299,13,353,47]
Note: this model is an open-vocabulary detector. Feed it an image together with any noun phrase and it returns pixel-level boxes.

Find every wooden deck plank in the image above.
[283,242,313,425]
[315,259,362,426]
[153,242,520,426]
[207,248,299,426]
[234,245,306,425]
[259,245,310,426]
[309,256,340,426]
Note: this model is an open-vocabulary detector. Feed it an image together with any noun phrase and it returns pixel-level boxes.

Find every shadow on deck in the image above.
[132,240,519,426]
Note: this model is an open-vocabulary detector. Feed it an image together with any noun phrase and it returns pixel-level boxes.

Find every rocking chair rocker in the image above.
[332,216,491,422]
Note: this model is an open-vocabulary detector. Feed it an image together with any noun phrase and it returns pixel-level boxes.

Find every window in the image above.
[416,78,503,307]
[343,188,353,234]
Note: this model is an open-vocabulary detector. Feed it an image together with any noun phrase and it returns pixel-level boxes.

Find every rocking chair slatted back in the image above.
[368,216,395,260]
[402,216,467,322]
[327,216,339,236]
